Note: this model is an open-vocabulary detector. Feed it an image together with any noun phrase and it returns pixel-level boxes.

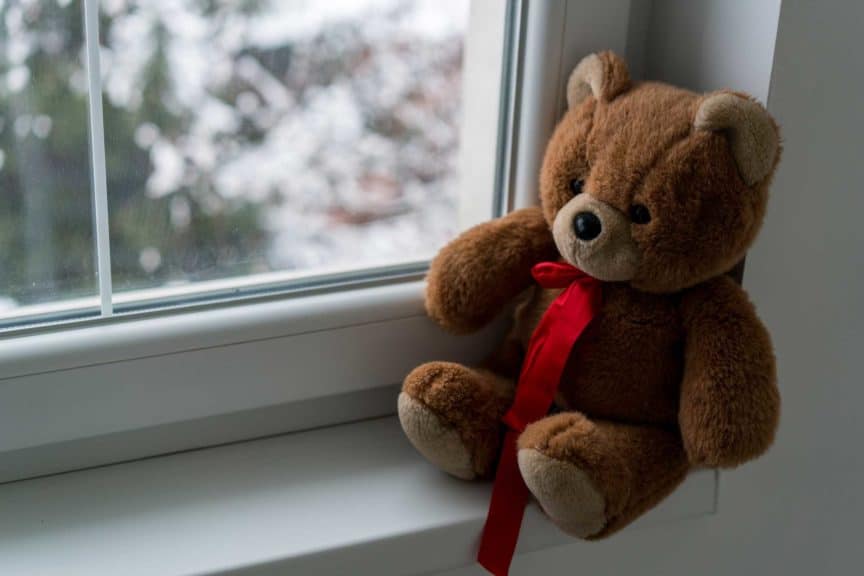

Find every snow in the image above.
[99,0,470,275]
[0,0,471,313]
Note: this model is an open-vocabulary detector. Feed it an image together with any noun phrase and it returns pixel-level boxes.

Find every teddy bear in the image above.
[397,50,781,552]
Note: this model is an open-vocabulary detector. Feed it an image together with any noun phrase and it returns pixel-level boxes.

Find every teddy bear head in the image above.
[540,51,781,293]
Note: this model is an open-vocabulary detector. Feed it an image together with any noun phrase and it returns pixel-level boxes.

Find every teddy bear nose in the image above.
[574,212,602,241]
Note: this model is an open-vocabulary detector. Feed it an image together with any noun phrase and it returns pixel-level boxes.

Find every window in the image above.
[1,0,481,328]
[1,0,97,319]
[0,0,514,483]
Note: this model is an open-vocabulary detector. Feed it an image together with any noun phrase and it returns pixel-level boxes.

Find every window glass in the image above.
[100,0,470,294]
[0,0,96,317]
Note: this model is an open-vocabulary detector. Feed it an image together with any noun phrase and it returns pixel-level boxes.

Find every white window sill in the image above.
[0,416,716,576]
[0,280,506,483]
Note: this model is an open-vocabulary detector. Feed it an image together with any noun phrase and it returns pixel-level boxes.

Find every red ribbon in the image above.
[477,262,602,575]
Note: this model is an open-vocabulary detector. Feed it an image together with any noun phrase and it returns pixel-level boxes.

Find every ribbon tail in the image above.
[477,267,602,575]
[477,429,530,576]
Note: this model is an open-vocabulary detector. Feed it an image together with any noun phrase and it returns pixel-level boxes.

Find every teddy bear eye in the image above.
[568,179,584,195]
[629,203,651,224]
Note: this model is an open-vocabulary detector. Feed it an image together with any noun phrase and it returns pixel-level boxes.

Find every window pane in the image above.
[101,0,470,294]
[0,0,96,319]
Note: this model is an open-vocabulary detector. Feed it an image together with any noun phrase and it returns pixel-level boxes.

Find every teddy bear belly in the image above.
[557,320,683,425]
[515,285,684,426]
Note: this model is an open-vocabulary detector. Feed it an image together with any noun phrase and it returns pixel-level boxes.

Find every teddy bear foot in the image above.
[517,448,607,537]
[398,393,476,480]
[517,412,691,538]
[399,361,515,479]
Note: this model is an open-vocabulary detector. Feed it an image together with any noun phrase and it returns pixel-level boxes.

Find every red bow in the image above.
[477,262,602,575]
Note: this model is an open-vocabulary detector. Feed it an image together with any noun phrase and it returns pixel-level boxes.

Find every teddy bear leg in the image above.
[399,361,514,480]
[517,412,689,538]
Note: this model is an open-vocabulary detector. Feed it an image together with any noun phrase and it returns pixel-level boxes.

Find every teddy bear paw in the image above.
[517,448,607,538]
[398,393,476,480]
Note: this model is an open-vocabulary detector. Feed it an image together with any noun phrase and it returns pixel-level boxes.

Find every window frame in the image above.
[1,0,490,332]
[0,0,519,483]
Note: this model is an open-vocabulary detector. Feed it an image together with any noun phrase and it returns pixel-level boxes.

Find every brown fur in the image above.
[403,362,513,477]
[517,412,689,538]
[678,275,779,467]
[400,51,781,539]
[425,207,558,334]
[514,284,684,425]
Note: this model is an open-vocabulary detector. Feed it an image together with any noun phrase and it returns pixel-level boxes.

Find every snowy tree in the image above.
[0,0,468,309]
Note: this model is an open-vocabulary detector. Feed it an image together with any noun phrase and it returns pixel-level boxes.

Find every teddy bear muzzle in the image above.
[552,194,640,282]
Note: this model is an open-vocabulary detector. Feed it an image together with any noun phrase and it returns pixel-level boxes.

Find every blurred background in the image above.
[0,0,469,311]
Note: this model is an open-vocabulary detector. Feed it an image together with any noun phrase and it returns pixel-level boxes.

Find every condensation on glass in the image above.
[0,0,470,325]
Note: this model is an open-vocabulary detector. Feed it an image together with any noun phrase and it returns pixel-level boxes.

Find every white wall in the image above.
[645,0,782,102]
[443,0,864,573]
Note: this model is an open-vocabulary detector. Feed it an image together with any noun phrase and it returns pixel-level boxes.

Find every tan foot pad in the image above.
[397,393,475,480]
[517,448,607,537]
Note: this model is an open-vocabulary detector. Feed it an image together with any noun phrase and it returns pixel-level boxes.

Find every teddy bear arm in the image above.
[425,207,557,334]
[678,276,780,468]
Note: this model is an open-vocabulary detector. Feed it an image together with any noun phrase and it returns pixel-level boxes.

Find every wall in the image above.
[443,0,863,573]
[645,0,781,102]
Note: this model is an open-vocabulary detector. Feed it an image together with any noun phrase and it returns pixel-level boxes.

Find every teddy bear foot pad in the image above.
[517,449,607,537]
[397,393,476,480]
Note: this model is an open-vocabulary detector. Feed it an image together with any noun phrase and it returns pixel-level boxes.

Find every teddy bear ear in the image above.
[695,93,780,186]
[566,51,631,109]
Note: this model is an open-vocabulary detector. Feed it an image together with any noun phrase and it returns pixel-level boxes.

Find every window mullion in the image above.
[83,0,113,317]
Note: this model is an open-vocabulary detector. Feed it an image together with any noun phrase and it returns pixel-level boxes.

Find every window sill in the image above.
[0,416,716,576]
[0,280,505,483]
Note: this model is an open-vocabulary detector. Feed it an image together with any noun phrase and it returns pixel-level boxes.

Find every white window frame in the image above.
[0,0,779,485]
[0,0,519,483]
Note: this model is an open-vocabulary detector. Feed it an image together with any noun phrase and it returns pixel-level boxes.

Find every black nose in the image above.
[574,212,602,241]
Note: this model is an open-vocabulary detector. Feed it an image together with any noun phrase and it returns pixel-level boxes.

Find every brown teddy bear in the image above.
[398,51,781,548]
